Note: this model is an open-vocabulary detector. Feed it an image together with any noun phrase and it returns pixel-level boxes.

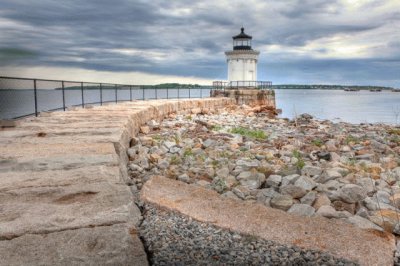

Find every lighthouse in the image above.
[225,27,260,84]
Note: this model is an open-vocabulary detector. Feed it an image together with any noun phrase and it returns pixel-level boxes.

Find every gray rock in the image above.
[237,171,265,190]
[157,160,169,170]
[363,197,379,211]
[280,184,307,199]
[288,204,315,217]
[256,188,279,202]
[129,163,143,172]
[376,190,391,204]
[300,191,317,205]
[346,215,383,231]
[356,206,369,219]
[178,174,190,183]
[265,175,282,188]
[236,159,260,169]
[338,184,367,203]
[216,167,230,179]
[393,223,400,235]
[294,176,316,191]
[163,141,176,149]
[301,165,323,177]
[324,180,342,191]
[356,177,375,195]
[169,146,181,154]
[270,194,293,211]
[202,139,215,148]
[316,205,339,218]
[317,169,342,183]
[281,174,300,186]
[232,186,251,200]
[222,191,240,200]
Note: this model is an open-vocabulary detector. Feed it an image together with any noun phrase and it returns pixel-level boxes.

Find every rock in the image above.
[325,140,337,152]
[280,184,307,199]
[356,177,375,195]
[270,194,293,211]
[221,191,240,200]
[277,165,298,176]
[338,184,367,203]
[287,204,316,217]
[236,159,259,169]
[316,205,340,218]
[139,136,153,146]
[301,165,323,177]
[163,141,176,150]
[393,223,400,235]
[320,169,342,183]
[300,191,317,205]
[356,206,370,219]
[355,154,375,160]
[129,163,143,172]
[149,153,161,163]
[363,197,379,211]
[140,126,150,134]
[313,194,331,210]
[232,186,251,200]
[202,139,215,149]
[237,171,265,190]
[281,174,300,186]
[169,146,181,154]
[196,180,211,187]
[256,188,278,203]
[332,201,356,214]
[341,145,351,152]
[376,190,391,204]
[178,174,190,183]
[294,176,316,191]
[216,167,230,179]
[346,215,383,231]
[369,209,400,232]
[317,151,331,161]
[157,160,169,170]
[265,175,282,188]
[0,224,148,266]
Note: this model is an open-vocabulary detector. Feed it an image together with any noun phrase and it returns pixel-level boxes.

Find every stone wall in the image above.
[211,89,276,109]
[0,98,233,266]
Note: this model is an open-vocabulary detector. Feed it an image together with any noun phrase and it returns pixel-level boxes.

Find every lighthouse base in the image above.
[211,89,277,116]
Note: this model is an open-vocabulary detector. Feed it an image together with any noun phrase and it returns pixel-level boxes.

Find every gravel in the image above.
[139,205,358,266]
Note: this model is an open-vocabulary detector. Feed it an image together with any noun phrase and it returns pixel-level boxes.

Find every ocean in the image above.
[1,88,400,125]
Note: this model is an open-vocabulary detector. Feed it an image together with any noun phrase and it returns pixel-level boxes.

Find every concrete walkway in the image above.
[141,176,396,266]
[0,98,232,265]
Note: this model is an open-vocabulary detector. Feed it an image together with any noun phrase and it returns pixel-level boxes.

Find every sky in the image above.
[0,0,399,86]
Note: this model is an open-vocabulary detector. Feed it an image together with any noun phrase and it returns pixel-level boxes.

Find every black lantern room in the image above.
[232,27,252,50]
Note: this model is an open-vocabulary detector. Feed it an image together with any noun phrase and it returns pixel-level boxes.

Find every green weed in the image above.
[229,127,267,140]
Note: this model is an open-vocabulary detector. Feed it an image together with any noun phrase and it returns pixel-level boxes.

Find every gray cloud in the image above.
[0,0,399,86]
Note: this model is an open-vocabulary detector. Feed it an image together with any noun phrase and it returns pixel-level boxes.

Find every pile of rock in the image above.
[127,108,400,236]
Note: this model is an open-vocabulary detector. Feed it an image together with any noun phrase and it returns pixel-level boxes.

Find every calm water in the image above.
[1,88,400,124]
[276,89,400,124]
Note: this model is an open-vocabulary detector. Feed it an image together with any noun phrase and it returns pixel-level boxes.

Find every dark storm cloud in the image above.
[0,0,399,86]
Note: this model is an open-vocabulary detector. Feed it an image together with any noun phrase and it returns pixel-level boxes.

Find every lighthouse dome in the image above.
[232,27,252,50]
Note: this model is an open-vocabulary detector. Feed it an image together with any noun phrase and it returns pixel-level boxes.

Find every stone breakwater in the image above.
[127,104,400,264]
[0,98,232,265]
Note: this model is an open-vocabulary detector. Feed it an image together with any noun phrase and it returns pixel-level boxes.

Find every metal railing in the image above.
[212,80,272,90]
[0,76,212,120]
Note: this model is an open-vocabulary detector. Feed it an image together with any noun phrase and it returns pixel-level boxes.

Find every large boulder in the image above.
[338,184,367,203]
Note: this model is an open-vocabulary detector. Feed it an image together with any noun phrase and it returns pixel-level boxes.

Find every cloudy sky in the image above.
[0,0,399,86]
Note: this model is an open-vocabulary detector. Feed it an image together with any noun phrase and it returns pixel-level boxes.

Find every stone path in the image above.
[141,176,396,266]
[0,98,232,265]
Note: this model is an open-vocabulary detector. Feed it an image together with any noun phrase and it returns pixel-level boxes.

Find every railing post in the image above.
[130,85,132,101]
[189,87,191,98]
[167,87,169,99]
[81,82,84,108]
[178,87,180,99]
[200,87,202,98]
[33,79,38,117]
[100,83,103,106]
[115,84,118,103]
[142,86,145,100]
[62,81,66,111]
[155,87,158,99]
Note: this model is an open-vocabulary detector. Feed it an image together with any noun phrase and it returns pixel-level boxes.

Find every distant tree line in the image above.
[272,84,394,90]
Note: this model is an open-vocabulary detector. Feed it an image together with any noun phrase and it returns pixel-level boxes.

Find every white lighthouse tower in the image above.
[225,27,260,84]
